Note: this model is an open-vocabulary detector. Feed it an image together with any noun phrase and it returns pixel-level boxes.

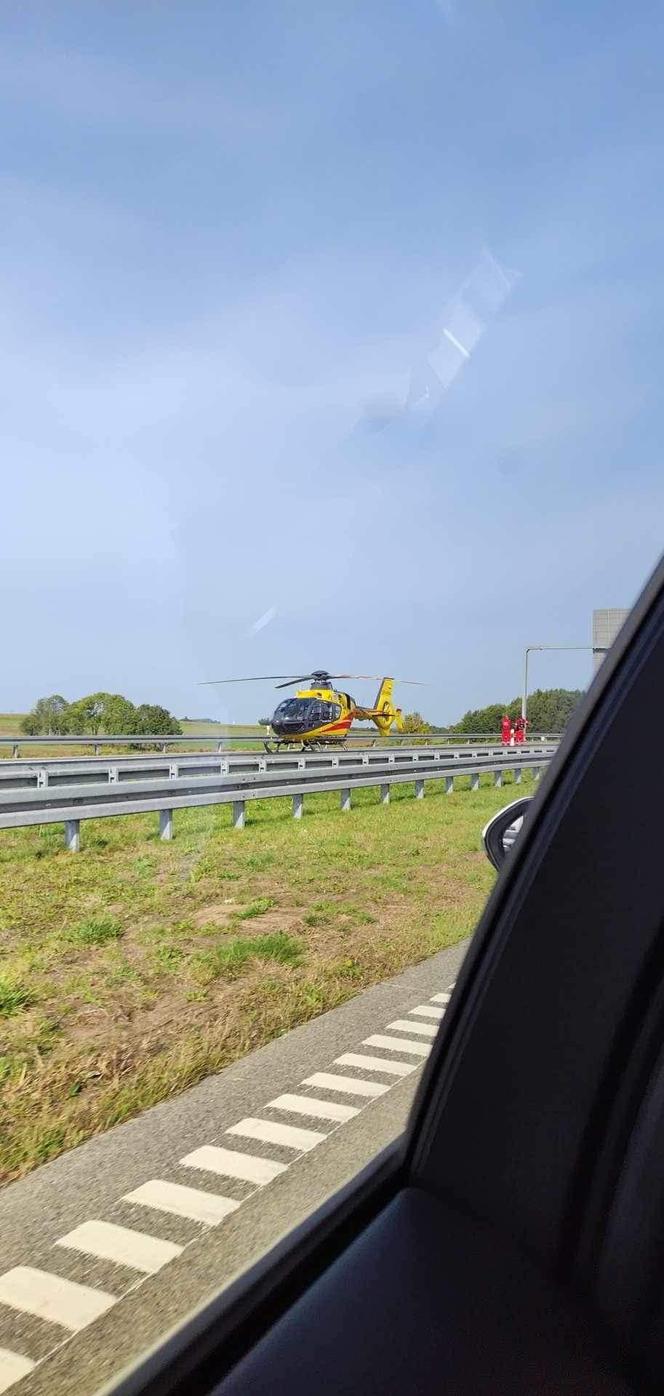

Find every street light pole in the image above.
[521,645,596,724]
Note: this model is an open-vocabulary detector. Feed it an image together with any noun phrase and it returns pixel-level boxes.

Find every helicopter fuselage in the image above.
[271,686,354,742]
[268,677,403,747]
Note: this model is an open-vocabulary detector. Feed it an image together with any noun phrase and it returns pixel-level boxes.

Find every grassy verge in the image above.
[0,774,531,1181]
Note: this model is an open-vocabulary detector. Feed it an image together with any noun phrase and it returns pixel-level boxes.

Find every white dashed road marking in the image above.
[227,1117,327,1152]
[56,1221,183,1275]
[302,1073,389,1099]
[363,1034,431,1057]
[0,1268,115,1332]
[122,1181,240,1227]
[0,1351,36,1394]
[0,977,456,1391]
[266,1094,359,1124]
[180,1146,287,1186]
[335,1052,416,1076]
[386,1019,439,1038]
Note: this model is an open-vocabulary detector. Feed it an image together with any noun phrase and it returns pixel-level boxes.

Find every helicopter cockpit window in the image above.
[309,700,342,724]
[273,699,341,724]
[273,700,309,722]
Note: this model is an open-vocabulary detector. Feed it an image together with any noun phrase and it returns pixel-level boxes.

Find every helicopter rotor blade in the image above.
[201,673,428,688]
[199,676,304,685]
[327,674,428,685]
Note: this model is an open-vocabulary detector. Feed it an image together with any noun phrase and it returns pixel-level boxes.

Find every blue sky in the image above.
[2,0,663,724]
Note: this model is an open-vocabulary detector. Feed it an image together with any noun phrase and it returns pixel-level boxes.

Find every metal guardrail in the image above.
[0,731,562,757]
[0,744,557,793]
[0,749,554,851]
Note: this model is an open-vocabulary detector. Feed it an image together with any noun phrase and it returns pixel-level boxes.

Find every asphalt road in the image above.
[0,939,468,1396]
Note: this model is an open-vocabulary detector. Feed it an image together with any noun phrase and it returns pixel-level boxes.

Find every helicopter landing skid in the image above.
[263,739,349,754]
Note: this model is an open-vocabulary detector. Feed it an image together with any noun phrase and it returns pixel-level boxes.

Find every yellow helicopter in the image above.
[201,671,423,751]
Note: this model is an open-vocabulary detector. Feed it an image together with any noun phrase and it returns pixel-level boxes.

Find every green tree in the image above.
[522,688,583,730]
[64,692,144,735]
[20,712,42,736]
[22,690,183,740]
[451,703,506,735]
[64,693,113,735]
[101,695,139,734]
[450,689,583,735]
[21,695,70,735]
[402,711,433,734]
[133,704,182,736]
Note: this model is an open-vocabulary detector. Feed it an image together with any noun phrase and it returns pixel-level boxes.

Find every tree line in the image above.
[21,692,182,737]
[402,688,583,735]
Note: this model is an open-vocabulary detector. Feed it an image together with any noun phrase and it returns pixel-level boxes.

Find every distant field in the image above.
[180,720,265,738]
[0,714,266,758]
[0,773,532,1181]
[0,714,25,735]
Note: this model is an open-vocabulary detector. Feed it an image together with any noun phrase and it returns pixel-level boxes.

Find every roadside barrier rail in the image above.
[0,744,557,793]
[0,750,554,851]
[0,731,561,758]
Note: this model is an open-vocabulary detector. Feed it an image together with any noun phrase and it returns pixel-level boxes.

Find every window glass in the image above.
[1,4,662,1393]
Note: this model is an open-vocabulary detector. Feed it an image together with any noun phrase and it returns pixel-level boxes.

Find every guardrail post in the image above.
[168,763,178,781]
[293,793,303,820]
[340,788,351,812]
[64,819,80,853]
[232,800,246,830]
[94,744,101,756]
[514,767,522,785]
[445,776,454,795]
[159,809,174,841]
[12,743,19,758]
[494,770,503,788]
[533,766,542,781]
[109,767,119,784]
[470,772,480,792]
[380,784,390,805]
[415,779,424,799]
[37,770,48,789]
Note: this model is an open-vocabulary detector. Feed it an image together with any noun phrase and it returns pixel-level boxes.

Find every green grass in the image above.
[66,916,123,946]
[195,931,303,982]
[0,773,532,1181]
[233,896,276,920]
[0,976,33,1018]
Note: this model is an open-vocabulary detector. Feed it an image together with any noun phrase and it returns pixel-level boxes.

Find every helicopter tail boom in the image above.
[352,677,404,734]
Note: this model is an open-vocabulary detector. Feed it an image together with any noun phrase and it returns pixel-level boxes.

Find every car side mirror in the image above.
[482,797,533,871]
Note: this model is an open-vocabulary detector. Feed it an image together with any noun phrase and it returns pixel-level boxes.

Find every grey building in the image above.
[592,608,630,671]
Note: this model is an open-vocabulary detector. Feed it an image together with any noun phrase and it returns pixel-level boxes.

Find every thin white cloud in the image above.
[0,42,272,140]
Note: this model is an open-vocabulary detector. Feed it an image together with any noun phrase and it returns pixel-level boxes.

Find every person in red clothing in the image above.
[501,714,512,745]
[514,715,529,743]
